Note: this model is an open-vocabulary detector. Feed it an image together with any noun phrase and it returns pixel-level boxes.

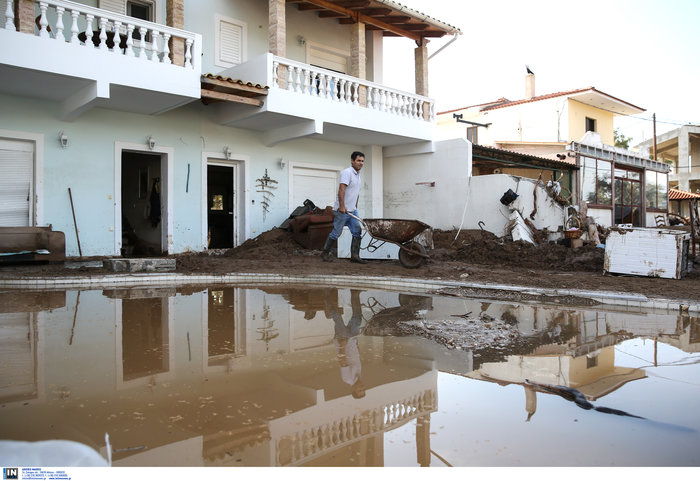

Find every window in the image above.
[585,117,596,133]
[215,14,247,67]
[127,1,152,40]
[645,170,668,210]
[466,127,478,144]
[581,156,611,205]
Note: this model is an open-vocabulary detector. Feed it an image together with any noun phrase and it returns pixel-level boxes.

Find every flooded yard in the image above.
[0,284,698,467]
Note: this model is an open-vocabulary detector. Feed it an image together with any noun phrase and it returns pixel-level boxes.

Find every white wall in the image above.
[385,139,567,236]
[383,139,471,229]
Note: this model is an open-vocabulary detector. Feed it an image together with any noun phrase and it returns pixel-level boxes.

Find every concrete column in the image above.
[16,0,35,34]
[679,127,690,191]
[414,44,429,97]
[351,22,367,106]
[269,0,286,57]
[166,0,185,66]
[365,145,383,217]
[366,30,383,83]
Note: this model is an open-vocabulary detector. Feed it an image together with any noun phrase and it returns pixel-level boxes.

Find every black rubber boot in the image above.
[350,236,367,264]
[322,237,336,262]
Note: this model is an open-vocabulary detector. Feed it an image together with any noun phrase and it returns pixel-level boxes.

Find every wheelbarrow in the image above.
[346,212,431,268]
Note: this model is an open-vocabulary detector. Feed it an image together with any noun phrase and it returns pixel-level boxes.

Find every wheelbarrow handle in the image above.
[345,211,365,225]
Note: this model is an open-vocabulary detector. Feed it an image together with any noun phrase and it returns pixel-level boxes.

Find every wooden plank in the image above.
[201,77,268,96]
[200,89,265,107]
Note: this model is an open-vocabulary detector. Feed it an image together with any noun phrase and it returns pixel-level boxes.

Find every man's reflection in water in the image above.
[325,289,366,399]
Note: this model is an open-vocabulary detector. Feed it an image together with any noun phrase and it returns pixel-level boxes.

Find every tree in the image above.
[614,129,633,149]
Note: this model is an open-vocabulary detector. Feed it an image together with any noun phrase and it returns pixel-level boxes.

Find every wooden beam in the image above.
[318,10,345,17]
[355,7,392,15]
[374,15,411,23]
[298,3,324,10]
[200,89,265,107]
[201,77,268,96]
[300,0,422,41]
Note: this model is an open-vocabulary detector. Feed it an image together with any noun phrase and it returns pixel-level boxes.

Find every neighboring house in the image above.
[635,125,700,195]
[0,0,462,256]
[436,73,671,229]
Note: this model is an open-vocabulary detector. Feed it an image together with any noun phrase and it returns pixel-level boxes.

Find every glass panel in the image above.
[628,171,641,180]
[615,168,628,179]
[597,160,612,205]
[614,178,622,204]
[645,171,657,209]
[623,181,631,205]
[632,182,641,206]
[582,165,597,204]
[211,194,224,211]
[658,173,668,209]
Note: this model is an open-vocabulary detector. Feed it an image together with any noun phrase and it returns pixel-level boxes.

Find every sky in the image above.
[381,0,700,146]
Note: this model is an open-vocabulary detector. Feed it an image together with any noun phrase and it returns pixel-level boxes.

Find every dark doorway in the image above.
[122,151,164,256]
[207,164,235,249]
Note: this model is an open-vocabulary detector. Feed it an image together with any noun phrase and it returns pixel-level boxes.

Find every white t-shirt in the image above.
[332,166,361,211]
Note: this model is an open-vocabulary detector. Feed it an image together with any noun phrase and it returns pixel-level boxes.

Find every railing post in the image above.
[151,29,160,62]
[4,0,14,30]
[138,27,148,59]
[84,14,94,46]
[69,9,79,44]
[98,17,108,50]
[38,2,49,38]
[54,6,64,41]
[112,20,122,53]
[125,24,135,56]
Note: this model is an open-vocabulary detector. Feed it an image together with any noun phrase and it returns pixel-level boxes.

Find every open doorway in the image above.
[207,162,239,249]
[121,151,165,256]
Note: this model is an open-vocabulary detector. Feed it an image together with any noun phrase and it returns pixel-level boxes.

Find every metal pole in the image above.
[652,113,658,160]
[68,187,82,257]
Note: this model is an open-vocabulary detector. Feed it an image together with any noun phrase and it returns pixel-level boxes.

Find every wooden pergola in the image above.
[286,0,460,43]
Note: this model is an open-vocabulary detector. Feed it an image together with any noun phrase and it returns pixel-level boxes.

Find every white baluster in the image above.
[84,15,94,47]
[323,74,331,99]
[301,69,309,95]
[54,7,64,41]
[111,21,122,52]
[430,102,435,121]
[185,38,193,68]
[38,3,49,38]
[98,17,108,50]
[125,24,135,57]
[162,33,171,64]
[151,30,160,62]
[330,77,338,100]
[138,27,148,59]
[352,82,359,105]
[368,87,375,109]
[4,0,14,30]
[272,61,279,86]
[287,65,294,91]
[294,67,302,93]
[318,73,326,98]
[418,100,425,120]
[69,10,79,44]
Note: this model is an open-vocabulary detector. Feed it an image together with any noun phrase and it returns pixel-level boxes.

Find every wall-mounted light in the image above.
[223,146,231,160]
[147,136,156,150]
[278,157,286,169]
[58,130,68,149]
[297,35,306,46]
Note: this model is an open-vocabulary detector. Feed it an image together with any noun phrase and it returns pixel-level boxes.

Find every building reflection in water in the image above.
[0,286,697,467]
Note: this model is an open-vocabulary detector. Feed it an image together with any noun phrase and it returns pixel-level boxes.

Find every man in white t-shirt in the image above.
[321,151,367,263]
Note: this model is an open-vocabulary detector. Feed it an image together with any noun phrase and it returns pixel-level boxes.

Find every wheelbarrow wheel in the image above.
[399,241,426,269]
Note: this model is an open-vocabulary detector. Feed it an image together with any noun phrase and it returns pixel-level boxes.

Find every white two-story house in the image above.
[0,0,463,256]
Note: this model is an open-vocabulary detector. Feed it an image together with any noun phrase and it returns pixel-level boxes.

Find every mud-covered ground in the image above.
[2,227,699,303]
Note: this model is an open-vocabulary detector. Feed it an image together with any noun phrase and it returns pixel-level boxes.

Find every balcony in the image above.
[210,53,436,147]
[0,0,202,120]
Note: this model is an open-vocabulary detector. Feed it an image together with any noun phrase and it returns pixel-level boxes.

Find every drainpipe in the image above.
[428,34,459,60]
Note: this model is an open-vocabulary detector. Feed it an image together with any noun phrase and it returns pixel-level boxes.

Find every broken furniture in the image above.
[604,226,691,279]
[289,207,334,250]
[0,226,66,264]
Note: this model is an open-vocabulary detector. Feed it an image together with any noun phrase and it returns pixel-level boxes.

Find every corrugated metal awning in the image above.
[669,188,700,201]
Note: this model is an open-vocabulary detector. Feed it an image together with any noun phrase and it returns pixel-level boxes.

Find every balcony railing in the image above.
[272,56,435,122]
[274,389,436,466]
[2,0,198,70]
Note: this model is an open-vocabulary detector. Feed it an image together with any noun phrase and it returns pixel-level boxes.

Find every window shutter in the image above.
[99,0,127,15]
[219,20,243,65]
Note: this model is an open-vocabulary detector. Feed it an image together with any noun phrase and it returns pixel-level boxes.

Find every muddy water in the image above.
[0,285,698,467]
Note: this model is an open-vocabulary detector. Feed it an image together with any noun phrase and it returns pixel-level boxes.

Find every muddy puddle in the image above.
[0,285,699,467]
